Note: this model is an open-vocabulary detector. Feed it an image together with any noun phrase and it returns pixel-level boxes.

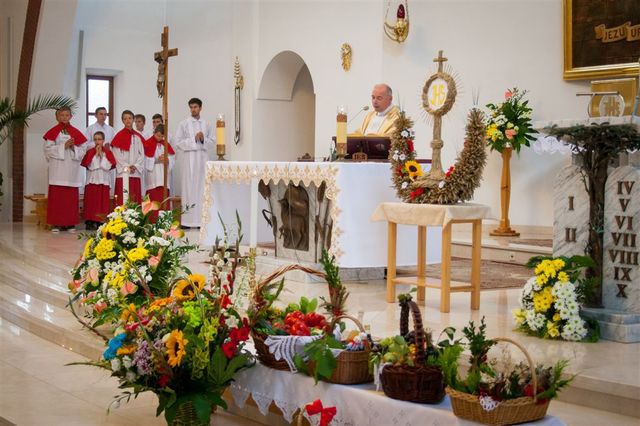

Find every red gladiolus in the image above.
[222,341,237,359]
[407,140,414,152]
[230,326,250,342]
[445,166,454,177]
[220,294,232,308]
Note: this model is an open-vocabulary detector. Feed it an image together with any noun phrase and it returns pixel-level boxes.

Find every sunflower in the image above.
[404,160,423,180]
[165,330,188,367]
[172,274,206,301]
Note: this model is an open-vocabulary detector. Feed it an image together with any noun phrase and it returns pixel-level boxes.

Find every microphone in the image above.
[348,105,370,124]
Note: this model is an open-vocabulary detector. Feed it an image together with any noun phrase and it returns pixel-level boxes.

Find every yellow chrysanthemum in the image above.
[533,287,554,313]
[512,308,526,325]
[547,321,559,338]
[166,330,188,367]
[83,238,94,259]
[553,313,561,321]
[536,274,548,285]
[103,217,127,237]
[116,344,137,356]
[126,247,149,263]
[404,161,423,180]
[557,271,569,282]
[93,238,116,260]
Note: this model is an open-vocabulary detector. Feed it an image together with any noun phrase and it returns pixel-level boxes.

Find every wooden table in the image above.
[372,202,491,313]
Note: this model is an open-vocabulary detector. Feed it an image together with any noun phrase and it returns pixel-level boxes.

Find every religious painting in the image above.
[563,0,640,80]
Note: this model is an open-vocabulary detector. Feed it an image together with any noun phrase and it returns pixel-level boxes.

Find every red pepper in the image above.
[289,321,310,336]
[285,311,305,326]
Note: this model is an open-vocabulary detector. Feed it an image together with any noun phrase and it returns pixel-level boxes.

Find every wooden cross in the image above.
[433,50,447,73]
[153,26,178,202]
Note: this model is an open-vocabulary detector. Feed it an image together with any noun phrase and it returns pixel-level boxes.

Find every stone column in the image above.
[553,161,589,258]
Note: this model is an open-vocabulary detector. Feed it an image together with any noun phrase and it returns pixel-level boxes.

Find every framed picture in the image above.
[564,0,640,80]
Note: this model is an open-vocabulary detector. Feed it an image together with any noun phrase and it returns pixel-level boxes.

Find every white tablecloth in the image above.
[228,361,565,426]
[199,161,442,268]
[371,202,492,227]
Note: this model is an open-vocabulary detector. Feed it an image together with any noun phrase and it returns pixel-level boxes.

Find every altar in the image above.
[199,161,442,270]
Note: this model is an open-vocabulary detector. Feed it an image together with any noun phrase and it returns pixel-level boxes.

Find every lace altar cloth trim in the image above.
[228,361,565,425]
[199,161,343,259]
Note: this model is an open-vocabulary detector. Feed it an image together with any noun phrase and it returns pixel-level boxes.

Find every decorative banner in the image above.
[595,22,640,43]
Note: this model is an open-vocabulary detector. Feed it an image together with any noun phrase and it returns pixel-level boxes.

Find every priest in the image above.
[110,110,146,204]
[354,83,400,137]
[174,98,214,228]
[43,106,88,232]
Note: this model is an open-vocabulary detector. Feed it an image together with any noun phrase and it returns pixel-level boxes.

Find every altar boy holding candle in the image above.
[110,110,146,205]
[175,98,214,228]
[144,124,175,223]
[81,131,116,230]
[43,106,88,232]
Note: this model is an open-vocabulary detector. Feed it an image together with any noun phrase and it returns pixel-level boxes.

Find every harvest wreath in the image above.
[389,108,487,204]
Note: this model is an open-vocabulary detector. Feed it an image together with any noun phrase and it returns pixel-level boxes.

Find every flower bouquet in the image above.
[442,318,573,425]
[70,209,255,425]
[69,200,193,326]
[485,88,536,153]
[370,293,446,403]
[512,255,599,342]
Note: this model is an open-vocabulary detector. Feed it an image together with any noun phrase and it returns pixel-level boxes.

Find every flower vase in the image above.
[490,145,519,237]
[171,401,214,426]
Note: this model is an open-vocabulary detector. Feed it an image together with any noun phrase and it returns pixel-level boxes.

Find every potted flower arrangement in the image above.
[442,319,573,425]
[485,88,536,237]
[69,204,254,425]
[512,255,599,342]
[69,200,193,326]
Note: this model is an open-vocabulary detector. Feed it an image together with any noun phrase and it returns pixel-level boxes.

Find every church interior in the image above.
[0,1,639,425]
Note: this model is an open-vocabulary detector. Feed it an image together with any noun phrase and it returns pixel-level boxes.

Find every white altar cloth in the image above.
[228,361,565,426]
[199,161,441,268]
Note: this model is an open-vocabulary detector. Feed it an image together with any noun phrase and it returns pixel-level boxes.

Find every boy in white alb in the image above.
[174,97,214,228]
[85,107,116,146]
[144,124,175,223]
[81,131,116,230]
[43,106,89,232]
[110,110,146,205]
[135,114,152,139]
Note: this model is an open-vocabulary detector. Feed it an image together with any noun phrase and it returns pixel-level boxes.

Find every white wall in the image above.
[9,0,594,227]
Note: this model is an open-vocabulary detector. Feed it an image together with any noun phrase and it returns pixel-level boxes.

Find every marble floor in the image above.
[1,223,639,425]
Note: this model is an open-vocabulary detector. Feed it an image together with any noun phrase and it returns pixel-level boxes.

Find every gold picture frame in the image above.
[563,0,640,81]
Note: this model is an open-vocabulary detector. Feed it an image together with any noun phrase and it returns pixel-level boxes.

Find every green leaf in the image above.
[208,347,228,384]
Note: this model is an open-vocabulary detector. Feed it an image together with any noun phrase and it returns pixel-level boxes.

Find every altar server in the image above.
[111,110,146,205]
[85,107,116,146]
[43,106,88,232]
[135,114,152,139]
[144,124,175,223]
[174,98,214,228]
[81,131,116,230]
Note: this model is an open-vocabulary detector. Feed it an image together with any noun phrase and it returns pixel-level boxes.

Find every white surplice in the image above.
[85,122,116,145]
[111,134,145,181]
[174,116,214,226]
[144,143,175,190]
[85,152,114,186]
[43,133,88,187]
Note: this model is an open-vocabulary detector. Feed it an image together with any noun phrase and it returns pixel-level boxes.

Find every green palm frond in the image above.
[0,94,77,133]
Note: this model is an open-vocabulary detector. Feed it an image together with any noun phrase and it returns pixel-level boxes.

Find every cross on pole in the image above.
[154,26,178,203]
[433,50,447,73]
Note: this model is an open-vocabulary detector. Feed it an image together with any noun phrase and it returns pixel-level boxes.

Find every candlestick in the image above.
[249,172,259,248]
[216,114,226,160]
[122,168,130,204]
[336,106,347,161]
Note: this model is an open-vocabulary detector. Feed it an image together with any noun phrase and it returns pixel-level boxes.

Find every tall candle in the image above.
[216,114,225,146]
[249,172,259,248]
[336,112,347,144]
[122,168,130,204]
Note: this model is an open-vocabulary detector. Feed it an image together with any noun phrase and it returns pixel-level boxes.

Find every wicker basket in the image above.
[250,264,327,371]
[380,299,445,403]
[309,314,373,385]
[446,337,550,425]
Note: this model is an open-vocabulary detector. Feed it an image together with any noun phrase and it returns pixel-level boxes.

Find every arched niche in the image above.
[253,51,316,161]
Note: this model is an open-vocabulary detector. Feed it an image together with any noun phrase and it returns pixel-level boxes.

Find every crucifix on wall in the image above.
[154,26,178,201]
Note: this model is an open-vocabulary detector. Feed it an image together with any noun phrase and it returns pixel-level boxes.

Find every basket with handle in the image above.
[250,264,326,371]
[446,337,550,425]
[379,298,445,403]
[308,314,373,384]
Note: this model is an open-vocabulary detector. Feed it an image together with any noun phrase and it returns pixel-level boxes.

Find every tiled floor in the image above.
[1,223,639,425]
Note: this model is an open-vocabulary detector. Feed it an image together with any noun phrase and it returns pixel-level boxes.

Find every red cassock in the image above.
[81,147,116,222]
[111,128,146,205]
[43,123,88,227]
[144,137,176,223]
